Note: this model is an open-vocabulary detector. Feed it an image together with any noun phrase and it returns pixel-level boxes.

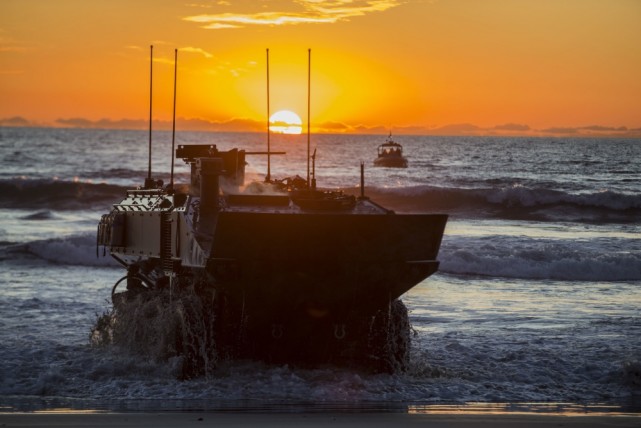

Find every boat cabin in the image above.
[374,136,408,168]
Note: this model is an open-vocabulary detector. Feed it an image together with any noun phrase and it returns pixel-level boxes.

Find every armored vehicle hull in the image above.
[97,145,447,374]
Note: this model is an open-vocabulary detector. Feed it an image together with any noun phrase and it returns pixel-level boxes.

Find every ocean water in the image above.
[0,127,640,412]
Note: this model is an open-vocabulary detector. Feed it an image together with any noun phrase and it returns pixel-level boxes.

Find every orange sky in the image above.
[1,0,640,135]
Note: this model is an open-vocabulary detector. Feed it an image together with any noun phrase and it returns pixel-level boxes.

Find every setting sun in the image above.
[269,110,303,134]
[0,1,639,136]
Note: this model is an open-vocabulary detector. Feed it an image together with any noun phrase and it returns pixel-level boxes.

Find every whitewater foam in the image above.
[10,234,118,267]
[362,185,641,223]
[18,210,58,220]
[439,235,641,281]
[0,178,126,210]
[2,130,641,410]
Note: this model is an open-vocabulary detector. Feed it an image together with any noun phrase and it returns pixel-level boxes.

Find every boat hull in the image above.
[97,144,448,373]
[207,211,447,319]
[374,156,408,168]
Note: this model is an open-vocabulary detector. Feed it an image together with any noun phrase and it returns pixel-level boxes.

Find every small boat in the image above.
[374,134,408,168]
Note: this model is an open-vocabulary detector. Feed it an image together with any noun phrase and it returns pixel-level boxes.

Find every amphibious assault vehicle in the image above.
[95,46,447,375]
[97,144,447,375]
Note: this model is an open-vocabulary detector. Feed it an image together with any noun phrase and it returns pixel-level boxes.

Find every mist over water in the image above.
[0,127,640,412]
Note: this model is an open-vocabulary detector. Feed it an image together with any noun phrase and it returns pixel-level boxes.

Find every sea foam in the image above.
[16,234,118,267]
[439,235,641,281]
[365,185,641,223]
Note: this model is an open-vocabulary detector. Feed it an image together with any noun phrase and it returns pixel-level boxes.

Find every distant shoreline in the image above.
[2,120,640,138]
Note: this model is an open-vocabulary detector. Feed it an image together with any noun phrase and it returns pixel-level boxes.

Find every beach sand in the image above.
[1,412,640,428]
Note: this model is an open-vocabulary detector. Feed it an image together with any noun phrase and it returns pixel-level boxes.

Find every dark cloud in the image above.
[0,116,36,127]
[5,115,640,137]
[432,123,481,133]
[494,123,531,131]
[193,117,264,133]
[353,124,388,134]
[541,127,579,134]
[315,122,365,134]
[56,117,146,129]
[580,125,628,132]
[317,121,350,131]
[53,117,266,132]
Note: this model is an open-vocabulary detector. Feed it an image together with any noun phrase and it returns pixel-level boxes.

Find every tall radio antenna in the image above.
[266,48,271,182]
[307,48,311,188]
[144,45,154,188]
[169,48,178,191]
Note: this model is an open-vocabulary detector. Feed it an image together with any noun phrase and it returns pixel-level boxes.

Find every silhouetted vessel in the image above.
[97,145,447,374]
[95,47,447,376]
[374,133,408,168]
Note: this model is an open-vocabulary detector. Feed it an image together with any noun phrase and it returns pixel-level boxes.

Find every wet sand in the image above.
[1,412,640,428]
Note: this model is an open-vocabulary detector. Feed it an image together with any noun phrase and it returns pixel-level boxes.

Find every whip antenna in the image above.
[307,48,311,188]
[169,48,178,191]
[145,44,154,188]
[266,48,271,182]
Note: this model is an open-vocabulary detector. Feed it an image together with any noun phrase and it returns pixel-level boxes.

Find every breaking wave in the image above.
[4,233,118,267]
[439,235,641,281]
[18,210,59,220]
[6,232,639,282]
[362,185,641,223]
[2,178,639,224]
[0,178,126,210]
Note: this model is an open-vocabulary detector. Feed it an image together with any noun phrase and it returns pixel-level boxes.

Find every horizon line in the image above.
[1,115,640,138]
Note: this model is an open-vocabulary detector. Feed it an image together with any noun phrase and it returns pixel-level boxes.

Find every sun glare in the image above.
[269,110,303,134]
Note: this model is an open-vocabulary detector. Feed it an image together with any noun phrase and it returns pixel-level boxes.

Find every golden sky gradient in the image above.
[1,0,640,135]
